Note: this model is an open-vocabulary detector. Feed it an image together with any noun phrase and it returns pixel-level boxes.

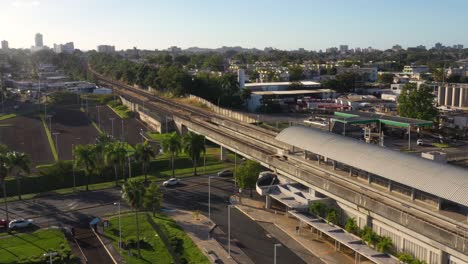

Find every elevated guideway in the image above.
[91,69,468,263]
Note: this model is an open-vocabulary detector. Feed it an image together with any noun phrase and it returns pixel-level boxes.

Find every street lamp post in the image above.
[228,205,234,257]
[97,106,101,128]
[140,128,144,143]
[47,115,52,132]
[274,243,282,264]
[208,176,214,221]
[43,252,58,264]
[113,202,122,251]
[203,137,206,175]
[109,118,115,138]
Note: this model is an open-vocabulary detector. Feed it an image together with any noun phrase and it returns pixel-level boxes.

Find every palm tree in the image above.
[6,151,30,200]
[74,144,97,191]
[105,142,127,187]
[182,132,205,176]
[161,132,181,178]
[134,141,156,183]
[122,179,145,258]
[0,151,9,220]
[376,236,393,253]
[95,134,114,177]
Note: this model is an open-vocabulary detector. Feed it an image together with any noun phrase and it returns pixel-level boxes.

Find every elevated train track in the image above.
[91,69,468,259]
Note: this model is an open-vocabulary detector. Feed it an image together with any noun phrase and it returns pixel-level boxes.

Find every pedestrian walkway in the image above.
[167,209,252,264]
[235,197,373,264]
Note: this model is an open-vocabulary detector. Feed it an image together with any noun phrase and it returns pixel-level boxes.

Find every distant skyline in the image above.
[1,0,467,51]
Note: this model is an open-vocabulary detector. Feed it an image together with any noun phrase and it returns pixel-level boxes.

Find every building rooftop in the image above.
[252,89,335,96]
[276,126,468,207]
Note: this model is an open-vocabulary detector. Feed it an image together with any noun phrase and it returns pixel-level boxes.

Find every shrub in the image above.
[360,226,379,246]
[326,208,340,225]
[344,217,358,234]
[398,253,414,263]
[376,236,393,253]
[308,202,327,218]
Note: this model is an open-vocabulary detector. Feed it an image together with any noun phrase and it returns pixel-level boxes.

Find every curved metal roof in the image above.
[276,126,468,207]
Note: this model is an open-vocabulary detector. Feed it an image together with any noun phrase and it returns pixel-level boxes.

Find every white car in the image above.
[9,219,34,229]
[416,139,424,146]
[162,178,180,187]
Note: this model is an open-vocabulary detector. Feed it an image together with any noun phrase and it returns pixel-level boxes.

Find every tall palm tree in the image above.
[0,151,9,220]
[122,179,145,258]
[182,132,205,176]
[6,151,30,200]
[95,134,114,177]
[105,142,127,187]
[161,132,181,178]
[134,141,156,183]
[74,144,97,191]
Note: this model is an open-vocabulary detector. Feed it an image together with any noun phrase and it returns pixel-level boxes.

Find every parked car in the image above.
[217,169,233,177]
[416,139,424,146]
[162,178,180,187]
[0,219,8,228]
[9,219,34,229]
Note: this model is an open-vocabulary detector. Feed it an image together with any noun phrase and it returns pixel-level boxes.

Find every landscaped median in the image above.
[41,116,59,161]
[0,228,77,263]
[104,213,209,264]
[107,100,134,119]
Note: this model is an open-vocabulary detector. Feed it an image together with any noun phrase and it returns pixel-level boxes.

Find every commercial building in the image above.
[339,45,349,53]
[35,33,43,47]
[337,66,378,82]
[1,40,8,50]
[53,42,74,54]
[437,83,468,109]
[245,81,320,91]
[97,45,115,53]
[403,65,429,75]
[246,89,335,112]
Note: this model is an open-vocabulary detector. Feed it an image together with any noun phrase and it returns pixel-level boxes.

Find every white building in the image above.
[403,65,429,75]
[53,42,74,54]
[437,83,468,109]
[97,45,115,53]
[35,33,43,47]
[245,81,321,91]
[1,40,8,50]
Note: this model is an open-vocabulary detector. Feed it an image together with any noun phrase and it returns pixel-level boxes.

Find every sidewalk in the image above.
[167,209,252,264]
[235,197,370,264]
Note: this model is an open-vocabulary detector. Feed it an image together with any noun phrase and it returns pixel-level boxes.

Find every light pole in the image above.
[72,143,75,191]
[274,243,282,264]
[43,252,58,264]
[110,118,115,138]
[140,128,144,143]
[234,151,237,188]
[52,132,60,158]
[228,205,234,257]
[113,201,122,251]
[97,105,101,128]
[208,176,214,221]
[203,137,206,175]
[47,115,52,132]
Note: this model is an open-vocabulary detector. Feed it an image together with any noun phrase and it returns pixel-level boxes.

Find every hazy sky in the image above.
[1,0,467,51]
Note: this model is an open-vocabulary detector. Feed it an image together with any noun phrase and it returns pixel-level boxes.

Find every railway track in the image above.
[91,68,468,255]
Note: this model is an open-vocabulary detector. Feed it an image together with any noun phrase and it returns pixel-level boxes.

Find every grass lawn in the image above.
[107,103,133,119]
[146,132,170,141]
[104,213,209,264]
[0,229,74,264]
[432,143,450,148]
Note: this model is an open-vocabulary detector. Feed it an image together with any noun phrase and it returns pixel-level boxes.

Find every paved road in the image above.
[162,176,307,264]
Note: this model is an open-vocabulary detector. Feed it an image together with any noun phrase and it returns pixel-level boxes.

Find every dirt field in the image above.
[0,114,53,166]
[49,106,100,160]
[87,104,148,146]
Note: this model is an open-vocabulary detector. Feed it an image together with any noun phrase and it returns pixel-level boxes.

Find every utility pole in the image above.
[110,118,115,138]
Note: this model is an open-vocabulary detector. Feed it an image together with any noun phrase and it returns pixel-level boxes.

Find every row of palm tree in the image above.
[161,132,206,177]
[0,144,30,220]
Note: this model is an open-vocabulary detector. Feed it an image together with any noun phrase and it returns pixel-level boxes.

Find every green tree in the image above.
[344,217,358,234]
[398,83,438,121]
[240,88,252,103]
[398,253,414,264]
[288,65,304,81]
[134,141,156,183]
[361,226,379,247]
[143,182,163,216]
[161,132,182,178]
[377,73,394,84]
[105,141,127,186]
[122,179,145,258]
[74,144,97,191]
[0,146,10,220]
[308,202,327,218]
[235,160,261,197]
[6,151,30,200]
[182,132,205,176]
[326,208,340,225]
[376,236,393,253]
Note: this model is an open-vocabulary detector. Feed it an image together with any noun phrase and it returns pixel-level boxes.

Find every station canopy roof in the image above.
[276,126,468,207]
[334,111,433,127]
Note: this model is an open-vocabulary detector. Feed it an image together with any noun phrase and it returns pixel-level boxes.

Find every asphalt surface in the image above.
[162,176,307,264]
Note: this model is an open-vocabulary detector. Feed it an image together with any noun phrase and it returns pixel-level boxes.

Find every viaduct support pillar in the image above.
[265,195,272,209]
[220,146,228,161]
